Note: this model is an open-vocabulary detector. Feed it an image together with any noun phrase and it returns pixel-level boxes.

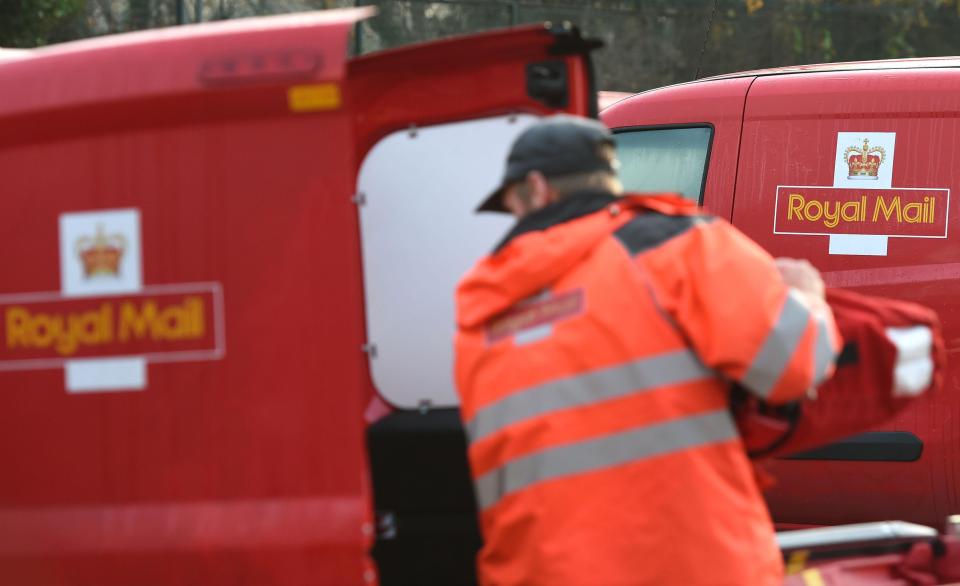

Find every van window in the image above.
[614,126,712,203]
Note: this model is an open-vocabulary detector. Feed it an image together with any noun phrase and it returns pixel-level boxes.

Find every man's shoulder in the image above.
[613,194,715,257]
[619,192,706,217]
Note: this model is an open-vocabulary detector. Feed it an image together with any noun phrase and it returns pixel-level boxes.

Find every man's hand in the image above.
[775,257,830,320]
[775,257,825,300]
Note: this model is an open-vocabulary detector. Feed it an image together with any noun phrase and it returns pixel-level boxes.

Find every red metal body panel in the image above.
[348,24,595,163]
[0,11,375,585]
[698,54,960,82]
[601,77,754,220]
[605,63,960,528]
[0,14,598,584]
[734,68,960,526]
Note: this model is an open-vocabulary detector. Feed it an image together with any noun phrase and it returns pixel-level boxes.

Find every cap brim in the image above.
[476,184,509,213]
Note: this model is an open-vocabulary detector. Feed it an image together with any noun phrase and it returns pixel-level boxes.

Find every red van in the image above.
[1,7,955,583]
[0,9,602,585]
[601,59,960,529]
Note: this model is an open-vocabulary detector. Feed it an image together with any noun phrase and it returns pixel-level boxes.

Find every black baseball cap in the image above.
[477,114,616,213]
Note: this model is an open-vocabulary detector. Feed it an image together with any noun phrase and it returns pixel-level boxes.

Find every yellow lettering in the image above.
[55,309,105,356]
[928,197,935,223]
[6,298,206,353]
[787,194,805,220]
[873,196,902,222]
[187,297,205,337]
[823,201,842,228]
[5,307,29,349]
[155,305,188,340]
[119,301,157,342]
[101,303,114,343]
[56,315,80,356]
[804,200,824,221]
[31,314,61,348]
[903,202,924,224]
[841,200,861,222]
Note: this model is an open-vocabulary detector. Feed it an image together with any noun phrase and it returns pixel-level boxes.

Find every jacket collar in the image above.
[493,190,619,252]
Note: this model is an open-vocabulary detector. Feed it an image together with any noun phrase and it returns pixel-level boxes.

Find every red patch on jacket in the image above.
[486,289,584,343]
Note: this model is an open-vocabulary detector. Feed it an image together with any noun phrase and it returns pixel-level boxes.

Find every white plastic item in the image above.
[885,325,934,397]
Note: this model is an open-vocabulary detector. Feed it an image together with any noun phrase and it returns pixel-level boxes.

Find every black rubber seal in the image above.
[786,431,923,462]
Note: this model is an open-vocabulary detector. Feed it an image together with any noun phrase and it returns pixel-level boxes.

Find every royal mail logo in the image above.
[0,208,225,393]
[775,188,948,237]
[773,132,950,256]
[844,138,886,180]
[76,224,126,278]
[0,285,222,364]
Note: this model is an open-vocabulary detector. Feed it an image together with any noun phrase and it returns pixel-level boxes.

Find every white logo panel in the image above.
[59,209,142,298]
[834,132,896,189]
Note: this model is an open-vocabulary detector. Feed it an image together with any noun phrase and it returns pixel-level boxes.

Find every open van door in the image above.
[347,24,601,585]
[0,9,598,586]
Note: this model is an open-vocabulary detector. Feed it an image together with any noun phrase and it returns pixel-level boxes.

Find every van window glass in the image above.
[613,127,711,203]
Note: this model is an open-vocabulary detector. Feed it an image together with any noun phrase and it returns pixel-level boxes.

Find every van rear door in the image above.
[347,24,601,585]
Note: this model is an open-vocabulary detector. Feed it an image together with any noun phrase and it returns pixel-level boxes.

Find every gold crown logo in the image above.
[844,138,886,180]
[75,224,126,278]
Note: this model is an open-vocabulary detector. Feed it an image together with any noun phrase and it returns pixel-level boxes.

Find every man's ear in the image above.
[526,171,556,208]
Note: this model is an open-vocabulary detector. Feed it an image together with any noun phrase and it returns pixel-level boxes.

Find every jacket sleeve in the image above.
[641,217,842,404]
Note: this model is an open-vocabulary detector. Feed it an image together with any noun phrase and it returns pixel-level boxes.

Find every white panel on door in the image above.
[357,114,537,409]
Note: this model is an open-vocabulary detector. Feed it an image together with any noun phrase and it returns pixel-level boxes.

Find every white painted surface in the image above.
[65,357,147,393]
[60,208,147,393]
[828,234,889,256]
[59,209,142,297]
[357,114,535,408]
[886,325,934,397]
[834,132,896,189]
[828,131,896,256]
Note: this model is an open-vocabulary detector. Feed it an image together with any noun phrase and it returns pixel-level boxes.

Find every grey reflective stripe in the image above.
[812,318,837,387]
[465,350,714,444]
[474,409,737,511]
[741,291,811,398]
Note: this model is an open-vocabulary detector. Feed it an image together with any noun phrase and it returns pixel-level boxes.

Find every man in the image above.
[454,114,841,585]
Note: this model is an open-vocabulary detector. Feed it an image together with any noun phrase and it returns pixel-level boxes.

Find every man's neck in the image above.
[493,190,619,252]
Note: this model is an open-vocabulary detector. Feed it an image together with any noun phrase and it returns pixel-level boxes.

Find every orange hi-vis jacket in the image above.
[454,191,842,586]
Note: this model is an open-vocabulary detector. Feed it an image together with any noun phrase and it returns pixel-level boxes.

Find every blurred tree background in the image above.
[3,0,960,92]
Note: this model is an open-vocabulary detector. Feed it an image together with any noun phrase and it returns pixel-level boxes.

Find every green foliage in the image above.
[355,0,960,91]
[4,0,960,90]
[0,0,87,47]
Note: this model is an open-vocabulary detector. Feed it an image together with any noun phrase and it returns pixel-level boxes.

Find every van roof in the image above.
[0,8,373,123]
[699,55,960,81]
[0,48,31,62]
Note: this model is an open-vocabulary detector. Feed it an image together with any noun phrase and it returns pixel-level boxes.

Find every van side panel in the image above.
[734,68,960,526]
[0,18,373,585]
